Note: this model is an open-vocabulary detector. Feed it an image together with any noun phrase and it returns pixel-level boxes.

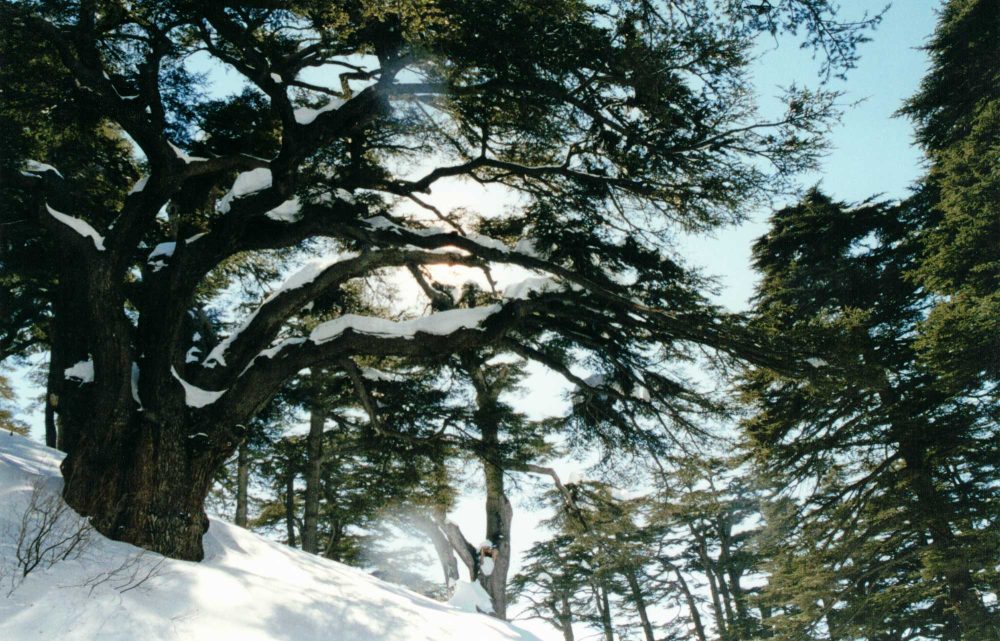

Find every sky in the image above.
[7,1,943,638]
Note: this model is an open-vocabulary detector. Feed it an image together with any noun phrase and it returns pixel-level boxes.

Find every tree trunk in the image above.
[44,361,57,448]
[60,411,223,561]
[235,442,249,528]
[624,568,656,641]
[558,593,575,641]
[284,464,297,548]
[301,403,325,554]
[412,512,461,588]
[481,455,513,619]
[694,529,728,641]
[670,562,708,641]
[597,584,614,641]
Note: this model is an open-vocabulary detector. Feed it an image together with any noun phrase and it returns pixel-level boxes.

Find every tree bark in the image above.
[624,568,656,641]
[668,562,708,641]
[60,412,223,561]
[597,584,614,641]
[235,442,249,528]
[301,402,325,554]
[558,593,575,641]
[467,358,513,620]
[284,463,297,548]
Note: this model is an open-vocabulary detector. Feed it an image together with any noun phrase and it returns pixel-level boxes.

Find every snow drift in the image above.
[0,433,541,641]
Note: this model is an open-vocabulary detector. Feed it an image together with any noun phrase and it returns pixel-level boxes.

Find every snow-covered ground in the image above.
[0,433,543,641]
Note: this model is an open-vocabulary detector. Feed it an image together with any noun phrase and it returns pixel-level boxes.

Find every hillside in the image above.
[0,433,542,641]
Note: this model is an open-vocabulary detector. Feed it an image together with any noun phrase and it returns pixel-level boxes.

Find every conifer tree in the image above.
[900,0,999,397]
[743,192,998,639]
[1,0,879,559]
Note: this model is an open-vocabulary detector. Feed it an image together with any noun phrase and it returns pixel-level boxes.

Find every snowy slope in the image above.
[0,433,542,641]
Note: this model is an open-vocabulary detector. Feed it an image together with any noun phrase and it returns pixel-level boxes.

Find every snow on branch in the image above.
[170,366,226,408]
[21,160,63,179]
[309,305,503,344]
[45,204,106,251]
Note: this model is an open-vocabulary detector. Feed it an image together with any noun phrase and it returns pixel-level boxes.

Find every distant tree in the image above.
[1,0,879,560]
[0,373,29,436]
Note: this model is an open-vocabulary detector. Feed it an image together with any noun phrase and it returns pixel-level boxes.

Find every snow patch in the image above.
[63,357,94,383]
[23,160,63,178]
[294,97,346,125]
[0,436,541,641]
[503,276,562,300]
[129,176,149,195]
[170,366,226,408]
[265,197,302,222]
[218,168,272,214]
[167,141,207,164]
[46,204,105,251]
[447,580,494,614]
[310,305,501,345]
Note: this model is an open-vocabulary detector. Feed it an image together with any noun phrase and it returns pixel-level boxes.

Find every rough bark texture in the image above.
[235,442,249,528]
[301,403,325,554]
[284,464,297,548]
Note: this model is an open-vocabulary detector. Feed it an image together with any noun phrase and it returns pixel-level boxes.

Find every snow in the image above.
[310,305,501,345]
[513,238,543,258]
[147,242,176,271]
[0,434,541,641]
[294,97,346,125]
[265,197,302,222]
[503,277,562,300]
[270,72,283,83]
[64,357,94,383]
[130,362,142,408]
[167,141,207,164]
[218,168,273,214]
[185,346,202,363]
[170,366,226,408]
[447,580,495,614]
[22,160,63,178]
[480,556,495,577]
[46,204,106,251]
[203,255,352,368]
[806,357,829,368]
[363,216,510,253]
[128,176,148,195]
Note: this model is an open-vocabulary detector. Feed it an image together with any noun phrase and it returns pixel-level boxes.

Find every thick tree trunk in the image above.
[60,411,224,561]
[301,403,325,554]
[235,442,249,528]
[624,568,656,641]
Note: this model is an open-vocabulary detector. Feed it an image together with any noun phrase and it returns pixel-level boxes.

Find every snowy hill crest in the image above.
[0,433,541,641]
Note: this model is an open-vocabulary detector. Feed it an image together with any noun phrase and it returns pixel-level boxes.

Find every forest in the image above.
[0,0,996,639]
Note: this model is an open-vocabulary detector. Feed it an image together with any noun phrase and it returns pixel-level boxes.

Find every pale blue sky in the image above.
[680,0,939,311]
